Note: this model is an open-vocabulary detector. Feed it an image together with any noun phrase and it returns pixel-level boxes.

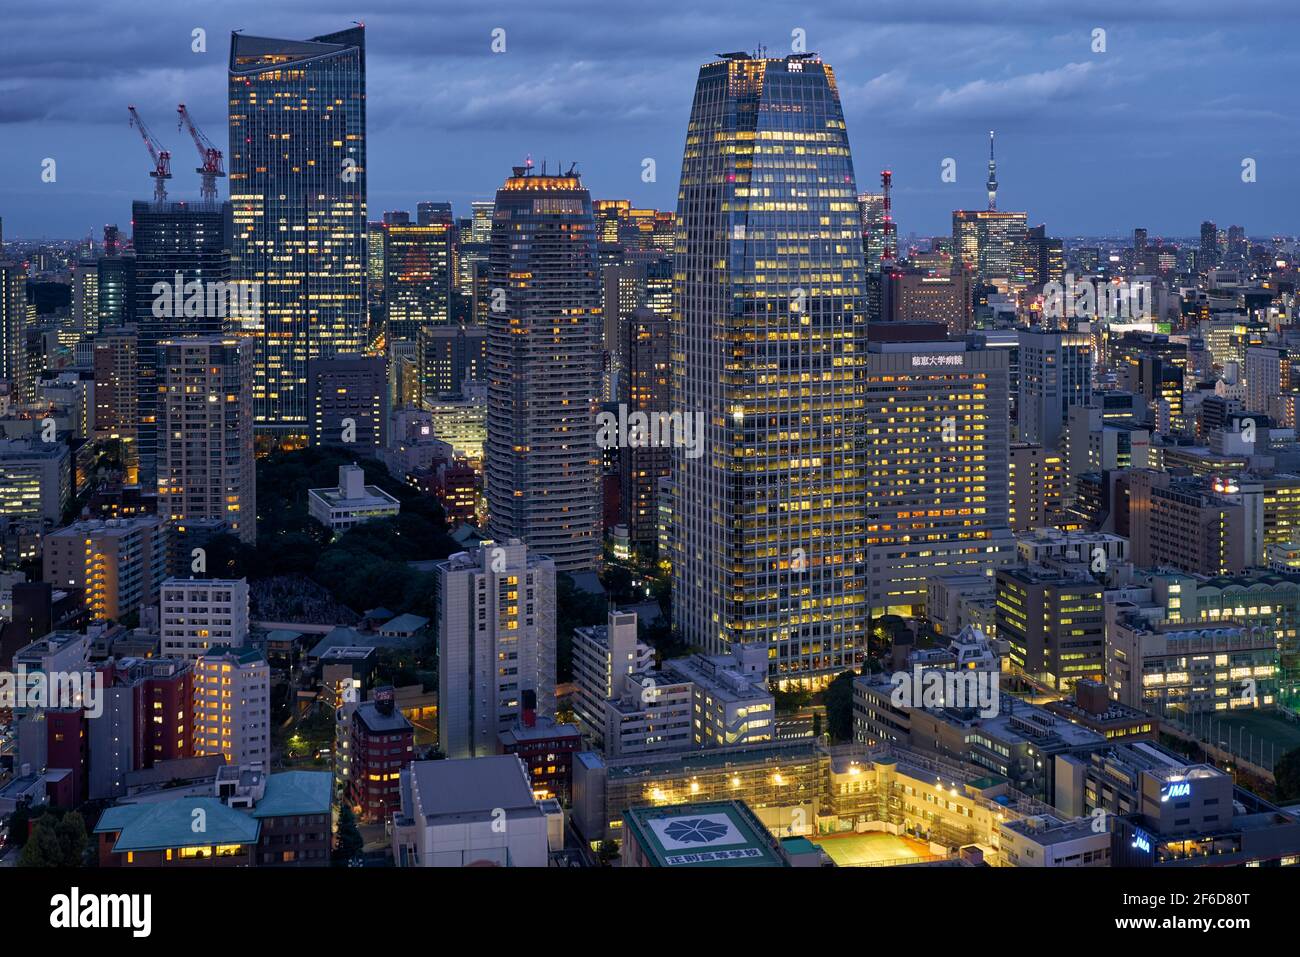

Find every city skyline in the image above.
[4,0,1300,238]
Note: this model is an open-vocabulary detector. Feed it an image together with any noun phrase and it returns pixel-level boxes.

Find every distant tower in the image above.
[880,170,897,263]
[986,130,998,211]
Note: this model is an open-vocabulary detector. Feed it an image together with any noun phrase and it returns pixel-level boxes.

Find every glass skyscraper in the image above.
[228,27,367,442]
[485,166,601,572]
[671,53,869,688]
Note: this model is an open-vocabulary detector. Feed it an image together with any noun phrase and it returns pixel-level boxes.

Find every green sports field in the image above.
[810,831,938,867]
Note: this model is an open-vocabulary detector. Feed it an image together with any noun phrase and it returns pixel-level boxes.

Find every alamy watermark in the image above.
[151,272,260,320]
[889,666,999,719]
[1043,273,1152,321]
[0,666,104,719]
[596,404,705,459]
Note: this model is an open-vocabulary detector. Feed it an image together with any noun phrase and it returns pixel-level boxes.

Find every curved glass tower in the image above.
[671,53,868,688]
[228,27,367,442]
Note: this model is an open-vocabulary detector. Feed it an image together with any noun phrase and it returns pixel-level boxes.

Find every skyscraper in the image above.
[131,198,232,482]
[228,27,367,443]
[671,52,868,687]
[382,219,453,342]
[485,165,601,572]
[619,307,670,559]
[0,259,27,393]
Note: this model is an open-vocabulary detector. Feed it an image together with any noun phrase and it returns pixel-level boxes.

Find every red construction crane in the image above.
[127,106,171,203]
[176,103,225,203]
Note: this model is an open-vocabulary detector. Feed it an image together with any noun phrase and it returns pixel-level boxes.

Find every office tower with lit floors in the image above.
[484,164,602,572]
[671,52,869,688]
[228,27,367,445]
[131,198,232,483]
[861,327,1015,616]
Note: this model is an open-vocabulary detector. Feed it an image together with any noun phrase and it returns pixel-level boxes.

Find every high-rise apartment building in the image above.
[484,166,601,572]
[0,259,27,392]
[434,539,556,759]
[159,577,251,660]
[671,53,868,687]
[228,27,367,441]
[156,336,256,543]
[43,516,168,620]
[92,326,140,479]
[192,646,270,769]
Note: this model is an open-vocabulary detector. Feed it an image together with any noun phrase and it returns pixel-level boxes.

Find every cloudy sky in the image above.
[3,0,1299,240]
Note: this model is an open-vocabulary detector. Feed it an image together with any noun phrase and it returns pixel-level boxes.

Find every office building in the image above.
[1128,470,1262,576]
[953,209,1029,291]
[0,436,70,522]
[228,27,367,440]
[602,643,775,758]
[1009,443,1065,532]
[308,353,386,449]
[619,308,671,557]
[392,755,550,867]
[672,53,868,686]
[1019,329,1094,449]
[996,564,1104,690]
[382,218,453,342]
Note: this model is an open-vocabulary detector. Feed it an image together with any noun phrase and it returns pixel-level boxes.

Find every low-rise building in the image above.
[308,463,400,534]
[392,754,551,867]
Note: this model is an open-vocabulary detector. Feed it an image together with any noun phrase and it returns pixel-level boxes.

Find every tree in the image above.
[55,812,88,867]
[333,804,364,866]
[597,839,619,865]
[823,670,857,742]
[1275,746,1300,801]
[17,811,85,867]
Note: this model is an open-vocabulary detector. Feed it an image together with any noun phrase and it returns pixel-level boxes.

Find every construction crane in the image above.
[176,103,225,203]
[127,106,171,203]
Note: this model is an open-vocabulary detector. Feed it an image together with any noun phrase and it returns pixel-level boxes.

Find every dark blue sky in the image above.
[3,0,1299,240]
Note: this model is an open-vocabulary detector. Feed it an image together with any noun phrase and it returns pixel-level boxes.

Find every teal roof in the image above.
[623,800,788,868]
[94,798,260,853]
[379,613,429,634]
[252,772,333,819]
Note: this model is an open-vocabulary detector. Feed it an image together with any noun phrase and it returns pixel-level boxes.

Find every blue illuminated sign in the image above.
[1131,832,1152,853]
[1160,781,1191,802]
